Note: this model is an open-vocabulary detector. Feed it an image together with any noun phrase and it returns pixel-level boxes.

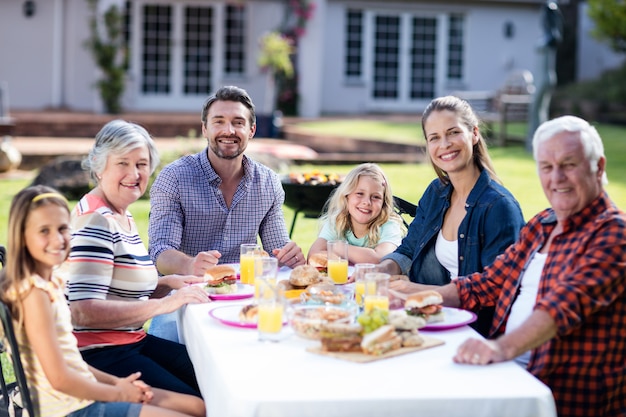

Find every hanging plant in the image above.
[84,0,129,114]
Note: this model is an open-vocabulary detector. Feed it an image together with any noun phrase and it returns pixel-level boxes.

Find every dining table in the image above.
[177,267,557,417]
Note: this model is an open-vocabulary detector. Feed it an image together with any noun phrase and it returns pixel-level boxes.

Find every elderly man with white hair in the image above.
[390,115,625,417]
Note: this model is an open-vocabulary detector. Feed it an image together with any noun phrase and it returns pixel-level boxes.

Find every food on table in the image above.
[398,329,424,347]
[290,304,355,340]
[308,251,328,274]
[360,324,402,355]
[239,304,259,323]
[388,310,425,348]
[319,322,363,352]
[204,265,238,294]
[357,307,389,334]
[289,264,323,288]
[288,171,341,186]
[388,309,426,331]
[405,290,445,323]
[301,283,346,305]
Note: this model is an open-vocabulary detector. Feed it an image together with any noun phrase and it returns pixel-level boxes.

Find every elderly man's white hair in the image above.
[532,115,608,185]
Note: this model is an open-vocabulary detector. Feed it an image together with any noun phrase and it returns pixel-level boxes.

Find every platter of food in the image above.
[420,307,477,331]
[306,335,444,363]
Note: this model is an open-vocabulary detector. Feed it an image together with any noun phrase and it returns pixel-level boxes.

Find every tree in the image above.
[84,0,129,114]
[587,0,626,53]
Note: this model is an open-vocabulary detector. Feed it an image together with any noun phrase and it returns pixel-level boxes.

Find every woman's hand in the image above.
[166,285,210,310]
[160,274,206,290]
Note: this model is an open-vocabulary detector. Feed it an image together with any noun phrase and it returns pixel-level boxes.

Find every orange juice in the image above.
[240,254,255,285]
[355,281,377,306]
[364,295,389,313]
[328,259,349,284]
[258,303,284,333]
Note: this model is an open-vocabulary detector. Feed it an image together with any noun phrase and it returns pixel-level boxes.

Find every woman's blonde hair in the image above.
[320,163,404,246]
[0,185,70,325]
[421,95,501,185]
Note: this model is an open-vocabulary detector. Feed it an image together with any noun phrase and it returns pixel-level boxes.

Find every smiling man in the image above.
[391,115,626,417]
[146,86,304,341]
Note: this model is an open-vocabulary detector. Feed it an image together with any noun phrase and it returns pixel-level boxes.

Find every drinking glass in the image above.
[327,240,349,284]
[353,263,377,308]
[363,272,390,313]
[240,243,260,285]
[254,257,278,299]
[257,277,285,342]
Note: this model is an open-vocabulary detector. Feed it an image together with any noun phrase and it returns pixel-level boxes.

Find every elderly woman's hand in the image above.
[165,285,210,311]
[160,274,206,290]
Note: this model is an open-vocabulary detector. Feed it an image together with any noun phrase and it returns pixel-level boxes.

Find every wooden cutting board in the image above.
[306,335,444,363]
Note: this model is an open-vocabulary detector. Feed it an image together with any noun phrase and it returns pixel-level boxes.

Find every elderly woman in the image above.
[65,120,208,398]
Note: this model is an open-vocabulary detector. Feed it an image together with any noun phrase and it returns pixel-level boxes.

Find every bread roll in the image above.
[289,265,321,287]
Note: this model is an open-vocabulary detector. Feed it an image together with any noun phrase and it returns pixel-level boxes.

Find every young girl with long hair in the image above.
[0,185,205,417]
[307,163,405,265]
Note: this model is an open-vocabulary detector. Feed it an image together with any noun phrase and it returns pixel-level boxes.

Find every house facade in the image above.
[1,0,617,118]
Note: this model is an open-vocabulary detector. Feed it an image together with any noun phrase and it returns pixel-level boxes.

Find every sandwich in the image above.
[289,264,322,288]
[405,290,445,323]
[308,251,328,274]
[319,322,363,352]
[388,310,425,348]
[204,265,238,294]
[360,324,402,355]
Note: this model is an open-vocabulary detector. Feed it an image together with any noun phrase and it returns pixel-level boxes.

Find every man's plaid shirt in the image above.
[456,191,626,417]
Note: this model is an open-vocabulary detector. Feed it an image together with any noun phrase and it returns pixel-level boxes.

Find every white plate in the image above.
[421,307,477,331]
[201,283,254,301]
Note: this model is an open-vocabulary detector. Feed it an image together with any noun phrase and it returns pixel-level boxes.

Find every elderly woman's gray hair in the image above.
[83,119,160,184]
[532,115,608,185]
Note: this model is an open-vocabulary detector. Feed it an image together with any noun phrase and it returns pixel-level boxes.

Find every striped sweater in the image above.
[67,194,158,349]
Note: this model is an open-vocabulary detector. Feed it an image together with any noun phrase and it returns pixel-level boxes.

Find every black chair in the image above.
[393,196,417,228]
[0,245,36,417]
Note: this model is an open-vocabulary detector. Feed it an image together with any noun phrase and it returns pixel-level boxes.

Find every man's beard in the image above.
[210,138,244,160]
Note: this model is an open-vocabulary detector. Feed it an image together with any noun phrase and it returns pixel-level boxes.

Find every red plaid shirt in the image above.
[456,191,626,417]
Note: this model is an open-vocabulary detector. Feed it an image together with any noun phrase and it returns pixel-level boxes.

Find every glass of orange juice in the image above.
[240,243,260,285]
[363,272,390,313]
[327,240,349,284]
[353,263,376,308]
[257,278,284,342]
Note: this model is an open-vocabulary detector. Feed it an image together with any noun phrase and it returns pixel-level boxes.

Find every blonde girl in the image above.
[0,185,204,417]
[307,163,405,265]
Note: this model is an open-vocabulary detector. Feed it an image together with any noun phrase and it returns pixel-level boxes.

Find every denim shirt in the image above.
[383,169,525,284]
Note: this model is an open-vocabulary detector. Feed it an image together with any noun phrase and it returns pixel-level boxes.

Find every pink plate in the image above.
[208,284,254,301]
[421,307,477,331]
[209,305,288,329]
[209,305,257,329]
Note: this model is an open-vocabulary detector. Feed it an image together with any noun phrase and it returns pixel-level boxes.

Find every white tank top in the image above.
[506,251,547,368]
[435,229,459,279]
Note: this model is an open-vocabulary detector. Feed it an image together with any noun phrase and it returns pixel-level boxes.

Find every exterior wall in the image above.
[2,0,619,116]
[318,1,543,115]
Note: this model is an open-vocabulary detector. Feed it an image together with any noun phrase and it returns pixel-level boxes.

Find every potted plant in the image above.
[256,31,294,137]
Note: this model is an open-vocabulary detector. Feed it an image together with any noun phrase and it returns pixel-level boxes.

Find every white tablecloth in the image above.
[178,271,556,417]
